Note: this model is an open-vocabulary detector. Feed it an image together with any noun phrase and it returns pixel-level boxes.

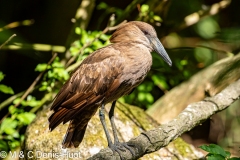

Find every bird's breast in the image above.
[121,43,152,86]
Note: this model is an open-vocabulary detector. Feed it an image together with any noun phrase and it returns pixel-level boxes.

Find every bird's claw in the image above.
[109,142,135,160]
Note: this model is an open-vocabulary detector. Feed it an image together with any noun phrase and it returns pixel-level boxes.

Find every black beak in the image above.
[148,36,172,66]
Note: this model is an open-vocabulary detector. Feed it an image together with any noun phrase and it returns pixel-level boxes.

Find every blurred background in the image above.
[0,0,240,158]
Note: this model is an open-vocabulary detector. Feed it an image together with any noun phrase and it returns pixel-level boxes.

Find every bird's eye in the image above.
[143,30,149,35]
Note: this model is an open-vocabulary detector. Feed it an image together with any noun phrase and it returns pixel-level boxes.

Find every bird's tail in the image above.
[61,105,99,148]
[62,119,88,148]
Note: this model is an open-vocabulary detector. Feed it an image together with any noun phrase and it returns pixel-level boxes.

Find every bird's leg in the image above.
[99,104,113,146]
[109,101,119,144]
[99,104,123,159]
[109,101,134,156]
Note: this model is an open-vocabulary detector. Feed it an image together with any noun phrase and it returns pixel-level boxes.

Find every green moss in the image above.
[172,138,194,157]
[116,102,159,131]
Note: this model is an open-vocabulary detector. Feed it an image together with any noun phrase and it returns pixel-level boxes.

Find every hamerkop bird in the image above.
[49,21,172,157]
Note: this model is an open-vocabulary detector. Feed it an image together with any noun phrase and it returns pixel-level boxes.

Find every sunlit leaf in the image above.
[9,140,20,149]
[0,118,18,134]
[180,60,188,66]
[17,112,36,125]
[153,15,162,22]
[145,93,154,103]
[75,27,81,35]
[138,92,146,101]
[0,71,5,81]
[100,34,110,41]
[8,105,17,114]
[141,4,149,13]
[152,75,169,90]
[35,63,48,72]
[52,61,64,68]
[0,84,14,94]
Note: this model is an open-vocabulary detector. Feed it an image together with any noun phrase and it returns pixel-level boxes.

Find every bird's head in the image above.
[110,21,172,66]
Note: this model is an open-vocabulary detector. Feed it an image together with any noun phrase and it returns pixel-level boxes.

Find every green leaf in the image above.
[97,2,108,10]
[225,151,231,158]
[52,61,64,68]
[0,118,18,134]
[199,144,227,158]
[141,4,149,13]
[100,34,110,41]
[180,60,188,66]
[0,71,5,81]
[0,140,9,151]
[152,75,169,90]
[8,105,17,114]
[35,63,48,72]
[13,98,21,105]
[138,92,146,101]
[145,93,154,103]
[75,27,81,35]
[153,15,162,22]
[206,154,225,160]
[0,84,14,94]
[9,140,20,149]
[17,112,36,125]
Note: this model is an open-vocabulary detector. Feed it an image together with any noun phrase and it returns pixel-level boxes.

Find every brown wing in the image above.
[48,46,125,131]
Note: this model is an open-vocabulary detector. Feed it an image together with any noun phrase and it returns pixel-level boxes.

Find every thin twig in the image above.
[0,53,57,124]
[0,34,17,49]
[0,91,24,111]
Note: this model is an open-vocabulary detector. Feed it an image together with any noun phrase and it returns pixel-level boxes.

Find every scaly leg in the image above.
[99,104,113,146]
[99,103,123,159]
[109,101,134,156]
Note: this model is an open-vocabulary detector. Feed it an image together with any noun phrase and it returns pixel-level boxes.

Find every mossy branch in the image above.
[88,79,240,160]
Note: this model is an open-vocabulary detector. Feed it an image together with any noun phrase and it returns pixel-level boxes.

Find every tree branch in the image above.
[88,79,240,160]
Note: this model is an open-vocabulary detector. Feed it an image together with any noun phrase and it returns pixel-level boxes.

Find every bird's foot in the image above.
[109,142,135,160]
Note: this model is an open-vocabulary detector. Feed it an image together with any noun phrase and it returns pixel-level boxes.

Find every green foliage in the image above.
[35,63,49,72]
[195,17,220,39]
[0,71,14,94]
[97,2,123,20]
[36,57,69,92]
[0,71,4,81]
[69,27,110,66]
[138,4,162,24]
[121,81,155,108]
[0,95,39,151]
[199,144,240,160]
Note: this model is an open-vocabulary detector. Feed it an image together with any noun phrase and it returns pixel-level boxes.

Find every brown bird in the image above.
[49,21,172,158]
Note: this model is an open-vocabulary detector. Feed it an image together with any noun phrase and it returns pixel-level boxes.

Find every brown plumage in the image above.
[49,21,172,150]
